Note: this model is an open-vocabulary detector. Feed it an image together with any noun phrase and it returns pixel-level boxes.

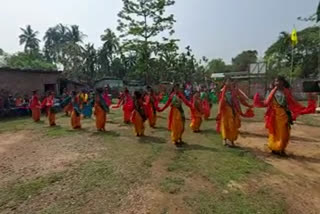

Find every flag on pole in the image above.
[317,1,320,22]
[291,28,298,46]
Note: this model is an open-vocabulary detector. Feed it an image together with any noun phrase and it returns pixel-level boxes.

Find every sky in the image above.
[0,0,318,63]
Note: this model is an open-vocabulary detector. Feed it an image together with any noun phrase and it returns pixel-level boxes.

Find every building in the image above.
[0,67,61,96]
[59,78,87,94]
[95,77,124,98]
[211,73,225,80]
[0,67,87,98]
[95,77,124,89]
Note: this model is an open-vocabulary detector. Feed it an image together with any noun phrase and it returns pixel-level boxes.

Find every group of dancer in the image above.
[28,76,317,154]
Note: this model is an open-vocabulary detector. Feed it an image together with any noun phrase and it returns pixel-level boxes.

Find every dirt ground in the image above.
[238,121,320,214]
[0,113,319,214]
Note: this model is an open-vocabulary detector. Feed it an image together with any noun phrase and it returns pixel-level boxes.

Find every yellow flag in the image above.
[291,28,298,46]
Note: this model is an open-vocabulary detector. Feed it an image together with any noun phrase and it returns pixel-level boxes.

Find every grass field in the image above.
[0,105,319,214]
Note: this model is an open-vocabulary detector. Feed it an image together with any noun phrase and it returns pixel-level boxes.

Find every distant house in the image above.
[95,77,124,89]
[95,77,124,98]
[0,67,87,98]
[125,80,146,92]
[0,67,61,96]
[211,73,225,79]
[58,78,87,94]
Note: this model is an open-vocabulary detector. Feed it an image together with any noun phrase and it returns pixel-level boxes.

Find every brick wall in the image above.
[0,69,60,97]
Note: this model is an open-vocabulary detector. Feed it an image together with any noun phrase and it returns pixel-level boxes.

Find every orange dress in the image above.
[30,95,41,122]
[170,106,185,143]
[45,95,56,126]
[71,96,81,129]
[63,103,73,116]
[217,88,247,142]
[220,103,241,142]
[190,98,203,132]
[145,95,157,128]
[267,98,290,152]
[112,93,134,123]
[254,88,316,153]
[131,99,146,136]
[94,103,107,131]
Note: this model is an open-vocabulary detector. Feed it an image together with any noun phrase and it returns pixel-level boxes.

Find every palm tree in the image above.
[43,26,61,62]
[82,43,97,85]
[101,28,119,61]
[19,25,40,53]
[67,25,86,44]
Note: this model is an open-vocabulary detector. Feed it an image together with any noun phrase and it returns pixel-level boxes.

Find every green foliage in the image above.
[43,24,85,63]
[5,52,57,70]
[7,5,318,86]
[0,48,4,55]
[117,0,176,80]
[19,25,41,54]
[232,50,258,72]
[207,58,228,73]
[98,28,121,77]
[265,26,320,78]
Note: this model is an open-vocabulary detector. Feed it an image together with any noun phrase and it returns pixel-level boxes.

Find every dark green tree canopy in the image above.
[5,52,57,70]
[265,26,320,78]
[207,58,228,74]
[232,50,258,72]
[117,0,176,80]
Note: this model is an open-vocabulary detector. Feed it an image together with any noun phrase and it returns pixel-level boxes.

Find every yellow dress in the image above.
[268,99,290,152]
[171,106,184,143]
[190,100,202,132]
[221,104,241,142]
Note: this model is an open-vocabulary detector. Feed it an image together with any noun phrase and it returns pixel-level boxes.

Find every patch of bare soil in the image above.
[237,122,320,214]
[0,130,101,186]
[118,147,215,214]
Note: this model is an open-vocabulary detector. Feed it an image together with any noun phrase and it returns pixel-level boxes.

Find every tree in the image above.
[81,43,97,86]
[156,39,179,81]
[59,42,84,80]
[297,1,320,22]
[0,48,4,55]
[265,26,320,78]
[101,28,119,60]
[43,24,85,63]
[207,58,228,74]
[43,24,87,81]
[19,25,40,54]
[5,52,56,70]
[117,0,176,82]
[67,25,86,44]
[98,28,120,76]
[232,50,257,72]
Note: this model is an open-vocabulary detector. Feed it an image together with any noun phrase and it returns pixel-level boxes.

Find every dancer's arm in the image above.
[157,93,174,112]
[264,87,277,106]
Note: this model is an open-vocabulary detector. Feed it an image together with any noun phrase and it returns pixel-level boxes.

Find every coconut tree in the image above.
[67,25,86,44]
[101,28,119,62]
[19,25,40,54]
